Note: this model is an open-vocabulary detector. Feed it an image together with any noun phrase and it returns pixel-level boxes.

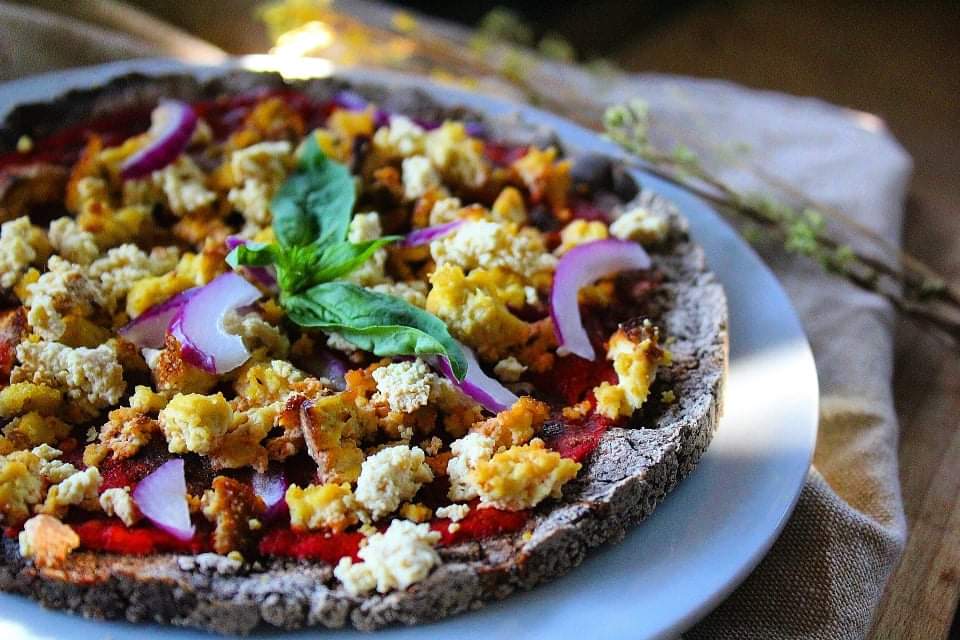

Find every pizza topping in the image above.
[0,89,677,569]
[169,272,263,374]
[333,519,441,595]
[120,99,198,180]
[551,238,651,361]
[18,514,79,568]
[132,458,194,541]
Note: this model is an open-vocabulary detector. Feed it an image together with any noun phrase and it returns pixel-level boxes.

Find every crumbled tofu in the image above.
[609,206,670,245]
[398,502,433,523]
[354,445,433,520]
[285,482,358,533]
[555,219,609,256]
[0,217,47,289]
[424,122,488,189]
[47,217,99,265]
[151,155,216,216]
[222,311,290,358]
[12,340,126,417]
[89,243,179,306]
[0,451,43,524]
[593,323,671,420]
[490,187,527,224]
[512,146,571,214]
[99,486,141,526]
[2,411,70,448]
[347,212,382,243]
[0,382,62,418]
[372,115,426,158]
[334,519,441,595]
[430,220,556,282]
[41,466,102,516]
[471,396,549,450]
[435,503,470,522]
[426,263,530,361]
[369,280,429,308]
[129,385,173,413]
[227,141,294,228]
[446,433,496,502]
[326,332,359,354]
[25,256,109,341]
[428,197,463,226]
[493,356,527,382]
[420,436,443,456]
[471,438,580,510]
[371,359,438,414]
[401,155,442,201]
[159,392,233,455]
[201,475,266,554]
[18,514,79,568]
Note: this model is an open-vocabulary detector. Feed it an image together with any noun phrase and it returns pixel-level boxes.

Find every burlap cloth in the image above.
[0,3,911,638]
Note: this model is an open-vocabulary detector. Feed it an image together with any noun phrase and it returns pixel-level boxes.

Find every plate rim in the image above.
[0,56,819,640]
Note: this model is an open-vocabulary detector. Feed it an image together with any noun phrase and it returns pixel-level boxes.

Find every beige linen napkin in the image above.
[0,3,910,638]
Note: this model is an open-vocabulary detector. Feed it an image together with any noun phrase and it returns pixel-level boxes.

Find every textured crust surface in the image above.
[0,70,728,634]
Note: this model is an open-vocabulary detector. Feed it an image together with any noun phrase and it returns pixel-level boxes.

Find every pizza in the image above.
[0,70,726,633]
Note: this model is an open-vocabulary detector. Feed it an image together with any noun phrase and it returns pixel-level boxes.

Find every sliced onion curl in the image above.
[118,287,199,349]
[434,343,518,414]
[225,235,277,288]
[401,220,465,248]
[120,99,198,180]
[170,272,262,374]
[132,459,195,541]
[252,470,289,522]
[310,346,349,390]
[551,238,651,361]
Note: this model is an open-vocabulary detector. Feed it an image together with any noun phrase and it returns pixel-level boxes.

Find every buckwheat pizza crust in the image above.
[0,70,727,634]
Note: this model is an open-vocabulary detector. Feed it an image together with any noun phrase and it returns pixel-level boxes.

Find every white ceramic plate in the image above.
[0,58,818,640]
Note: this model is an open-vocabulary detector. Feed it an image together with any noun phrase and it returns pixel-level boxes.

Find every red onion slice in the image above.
[434,343,518,413]
[132,459,194,541]
[169,272,262,374]
[120,100,198,180]
[117,287,199,349]
[401,220,465,248]
[551,239,651,361]
[252,470,289,522]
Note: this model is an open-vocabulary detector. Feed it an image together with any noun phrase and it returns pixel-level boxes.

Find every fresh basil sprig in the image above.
[227,135,467,379]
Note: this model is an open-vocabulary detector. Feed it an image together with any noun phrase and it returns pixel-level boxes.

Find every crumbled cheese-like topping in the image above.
[48,217,99,265]
[345,212,390,286]
[159,392,233,455]
[12,340,125,416]
[0,450,43,524]
[24,256,109,341]
[18,514,79,568]
[471,438,580,511]
[446,433,496,502]
[428,197,463,226]
[424,122,487,189]
[430,220,556,281]
[222,311,290,359]
[152,155,216,217]
[609,206,670,245]
[334,519,441,595]
[401,155,442,201]
[89,243,179,306]
[0,217,46,289]
[41,466,102,516]
[493,356,527,382]
[371,359,438,414]
[354,445,433,520]
[99,486,141,526]
[369,280,428,308]
[372,115,426,158]
[347,212,382,243]
[556,219,609,256]
[435,503,470,522]
[227,141,293,228]
[593,324,671,420]
[286,482,358,533]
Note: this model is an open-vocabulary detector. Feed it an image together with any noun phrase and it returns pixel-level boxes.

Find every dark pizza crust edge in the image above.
[0,70,727,634]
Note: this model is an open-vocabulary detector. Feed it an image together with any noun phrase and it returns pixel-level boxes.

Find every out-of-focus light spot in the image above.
[240,54,335,80]
[270,20,334,58]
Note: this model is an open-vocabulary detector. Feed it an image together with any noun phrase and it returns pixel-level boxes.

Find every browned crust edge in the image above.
[0,70,728,634]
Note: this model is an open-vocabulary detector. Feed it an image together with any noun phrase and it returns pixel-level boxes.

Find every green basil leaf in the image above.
[226,242,279,269]
[306,237,401,284]
[284,281,467,379]
[271,135,356,248]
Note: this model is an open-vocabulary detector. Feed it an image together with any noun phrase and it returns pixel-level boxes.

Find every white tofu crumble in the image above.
[609,206,670,245]
[99,487,142,527]
[152,155,217,217]
[435,503,470,522]
[25,255,110,341]
[446,433,496,502]
[430,220,557,281]
[371,359,438,414]
[334,519,441,595]
[345,212,390,285]
[0,217,44,289]
[493,356,527,382]
[227,141,294,228]
[347,212,383,243]
[44,466,102,514]
[354,445,433,521]
[12,340,126,413]
[401,155,442,201]
[372,115,426,158]
[428,197,463,226]
[48,217,99,265]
